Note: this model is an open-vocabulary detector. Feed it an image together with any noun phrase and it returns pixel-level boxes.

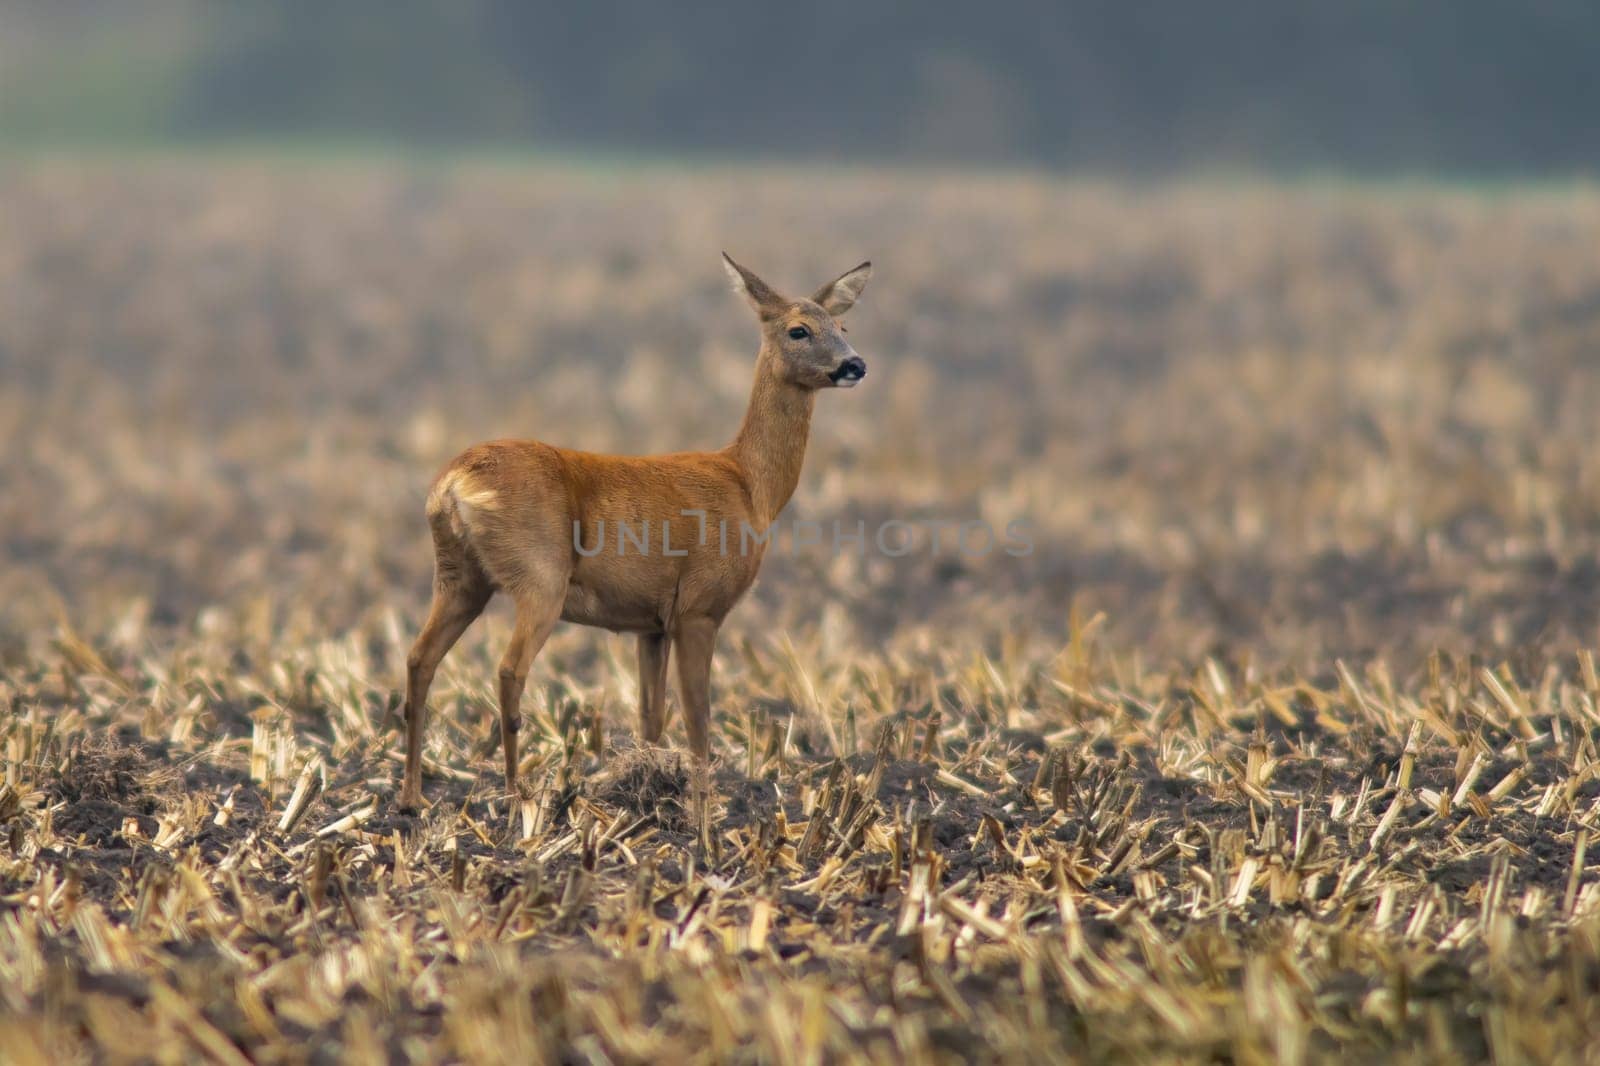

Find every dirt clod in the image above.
[587,747,693,833]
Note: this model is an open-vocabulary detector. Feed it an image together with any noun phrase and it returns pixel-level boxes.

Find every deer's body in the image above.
[428,436,785,636]
[398,255,871,811]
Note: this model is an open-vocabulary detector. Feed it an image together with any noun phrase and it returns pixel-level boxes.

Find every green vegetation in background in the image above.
[3,0,1599,176]
[0,6,198,144]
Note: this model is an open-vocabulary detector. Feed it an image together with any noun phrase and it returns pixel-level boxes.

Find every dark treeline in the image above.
[16,0,1600,173]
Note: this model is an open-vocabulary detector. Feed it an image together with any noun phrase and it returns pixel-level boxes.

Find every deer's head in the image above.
[723,253,871,390]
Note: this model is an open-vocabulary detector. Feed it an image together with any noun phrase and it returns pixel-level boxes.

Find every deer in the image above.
[396,253,872,811]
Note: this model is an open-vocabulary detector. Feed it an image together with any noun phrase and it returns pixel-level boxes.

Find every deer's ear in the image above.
[722,253,786,319]
[813,261,872,316]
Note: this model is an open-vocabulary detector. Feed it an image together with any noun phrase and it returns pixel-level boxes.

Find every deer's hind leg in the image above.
[496,582,565,796]
[400,556,492,812]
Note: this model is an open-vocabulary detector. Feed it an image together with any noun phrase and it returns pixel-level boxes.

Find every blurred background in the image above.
[5,1,1600,681]
[3,1,1599,172]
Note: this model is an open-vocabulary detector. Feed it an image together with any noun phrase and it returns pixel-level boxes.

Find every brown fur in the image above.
[398,254,872,810]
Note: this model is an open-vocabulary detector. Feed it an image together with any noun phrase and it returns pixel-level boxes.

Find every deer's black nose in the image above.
[830,356,867,385]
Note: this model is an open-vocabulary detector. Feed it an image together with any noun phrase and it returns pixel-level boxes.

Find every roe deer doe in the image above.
[398,254,872,810]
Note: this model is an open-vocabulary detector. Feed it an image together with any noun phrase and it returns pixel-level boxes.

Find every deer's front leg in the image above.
[671,617,719,762]
[638,633,671,743]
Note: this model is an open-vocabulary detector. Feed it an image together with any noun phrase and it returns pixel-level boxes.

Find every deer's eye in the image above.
[787,325,810,340]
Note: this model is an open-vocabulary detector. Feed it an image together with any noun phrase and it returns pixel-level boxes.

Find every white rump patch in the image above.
[429,470,500,537]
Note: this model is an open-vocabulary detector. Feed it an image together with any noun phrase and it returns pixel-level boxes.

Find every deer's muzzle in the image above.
[830,355,867,387]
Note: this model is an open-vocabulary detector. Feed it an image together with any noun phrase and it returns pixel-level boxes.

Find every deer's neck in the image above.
[729,356,816,524]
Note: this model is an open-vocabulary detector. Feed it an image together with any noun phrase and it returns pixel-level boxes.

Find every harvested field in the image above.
[4,159,1600,1062]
